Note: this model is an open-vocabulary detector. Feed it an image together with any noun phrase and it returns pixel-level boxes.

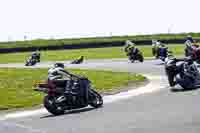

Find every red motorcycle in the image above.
[34,75,103,115]
[191,47,200,63]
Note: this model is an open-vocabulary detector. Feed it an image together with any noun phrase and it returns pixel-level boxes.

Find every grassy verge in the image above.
[0,32,199,48]
[0,68,146,110]
[0,44,185,64]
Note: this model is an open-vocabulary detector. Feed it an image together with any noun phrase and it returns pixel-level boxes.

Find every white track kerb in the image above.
[0,75,165,120]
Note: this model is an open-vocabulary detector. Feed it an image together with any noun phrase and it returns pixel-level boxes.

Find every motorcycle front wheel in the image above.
[128,56,135,63]
[44,95,65,115]
[89,89,103,108]
[138,54,144,62]
[167,72,176,87]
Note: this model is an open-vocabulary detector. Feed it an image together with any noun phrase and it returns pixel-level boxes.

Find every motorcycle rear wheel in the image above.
[178,76,194,90]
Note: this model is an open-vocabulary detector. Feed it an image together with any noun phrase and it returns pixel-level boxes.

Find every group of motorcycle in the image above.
[24,50,99,116]
[126,39,200,91]
[164,38,200,90]
[26,52,100,116]
[125,40,172,63]
[31,38,200,115]
[32,41,145,116]
[25,51,84,66]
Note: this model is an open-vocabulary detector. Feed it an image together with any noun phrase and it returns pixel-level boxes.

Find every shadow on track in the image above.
[153,60,165,65]
[40,106,98,119]
[156,62,165,65]
[170,87,200,92]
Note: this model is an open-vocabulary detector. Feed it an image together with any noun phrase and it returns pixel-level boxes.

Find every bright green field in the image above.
[0,44,184,64]
[0,68,146,110]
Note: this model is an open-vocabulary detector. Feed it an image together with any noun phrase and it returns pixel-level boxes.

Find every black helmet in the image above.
[54,63,64,68]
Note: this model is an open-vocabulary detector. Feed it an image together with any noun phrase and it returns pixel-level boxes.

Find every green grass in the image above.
[0,32,199,48]
[0,68,146,110]
[0,44,185,64]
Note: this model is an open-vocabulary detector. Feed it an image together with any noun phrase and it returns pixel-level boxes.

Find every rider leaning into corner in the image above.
[76,55,84,63]
[158,43,168,56]
[185,35,199,55]
[152,39,162,58]
[48,63,76,103]
[48,63,90,103]
[124,40,140,56]
[31,49,41,61]
[185,35,194,50]
[124,40,134,53]
[152,39,161,48]
[78,55,84,61]
[184,35,200,62]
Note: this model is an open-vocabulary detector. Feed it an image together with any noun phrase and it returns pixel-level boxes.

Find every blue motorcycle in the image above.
[156,45,174,63]
[165,58,200,90]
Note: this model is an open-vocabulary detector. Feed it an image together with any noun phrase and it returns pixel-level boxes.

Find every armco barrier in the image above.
[0,39,187,53]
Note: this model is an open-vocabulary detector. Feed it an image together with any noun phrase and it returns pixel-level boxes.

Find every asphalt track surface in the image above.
[0,59,200,133]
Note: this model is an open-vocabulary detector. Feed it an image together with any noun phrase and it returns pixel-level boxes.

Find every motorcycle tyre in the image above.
[139,55,144,62]
[44,95,65,116]
[89,89,103,108]
[176,75,194,90]
[167,72,176,87]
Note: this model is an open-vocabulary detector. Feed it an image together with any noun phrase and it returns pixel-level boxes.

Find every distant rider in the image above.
[152,40,161,58]
[184,35,198,56]
[185,35,194,44]
[124,40,140,56]
[124,40,135,55]
[185,35,193,48]
[152,40,160,48]
[130,43,140,56]
[77,55,84,63]
[152,40,157,56]
[158,43,168,57]
[31,50,40,62]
